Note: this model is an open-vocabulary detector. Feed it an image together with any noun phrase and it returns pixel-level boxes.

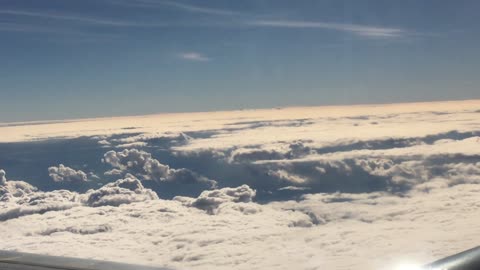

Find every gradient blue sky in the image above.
[1,0,479,122]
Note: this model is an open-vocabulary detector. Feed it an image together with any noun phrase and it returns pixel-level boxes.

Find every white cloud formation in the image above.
[249,20,407,38]
[103,149,217,187]
[160,0,240,16]
[268,169,307,184]
[82,174,158,207]
[103,148,156,173]
[1,100,480,269]
[110,0,241,17]
[175,184,256,214]
[0,10,142,27]
[0,100,478,144]
[0,171,38,207]
[2,180,480,269]
[48,164,88,183]
[0,172,76,221]
[0,170,6,185]
[0,171,159,221]
[179,52,211,62]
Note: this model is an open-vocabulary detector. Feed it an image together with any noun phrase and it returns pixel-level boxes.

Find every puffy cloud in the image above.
[0,170,37,203]
[81,174,159,207]
[0,189,79,221]
[0,172,159,220]
[103,149,153,172]
[175,185,256,214]
[0,195,321,270]
[353,158,480,192]
[0,170,78,221]
[104,169,124,176]
[2,157,480,269]
[225,141,314,164]
[103,149,216,187]
[97,139,110,146]
[166,168,216,186]
[267,169,307,184]
[2,101,480,269]
[3,182,480,270]
[442,162,480,185]
[285,141,315,159]
[353,158,427,192]
[142,158,170,180]
[239,151,480,196]
[48,164,88,183]
[0,169,6,185]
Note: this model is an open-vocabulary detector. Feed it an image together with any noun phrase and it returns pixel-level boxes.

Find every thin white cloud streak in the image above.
[0,22,125,43]
[106,1,412,40]
[0,10,165,27]
[0,7,237,34]
[179,52,211,62]
[0,10,130,26]
[112,1,408,39]
[249,20,407,38]
[109,0,242,16]
[1,8,410,41]
[0,22,63,33]
[160,0,242,16]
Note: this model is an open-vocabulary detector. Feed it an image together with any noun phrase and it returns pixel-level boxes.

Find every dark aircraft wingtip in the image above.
[423,246,480,270]
[0,250,172,270]
[3,246,480,270]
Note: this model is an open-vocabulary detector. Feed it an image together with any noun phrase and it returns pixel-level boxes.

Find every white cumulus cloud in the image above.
[103,149,217,187]
[175,184,256,214]
[48,164,88,183]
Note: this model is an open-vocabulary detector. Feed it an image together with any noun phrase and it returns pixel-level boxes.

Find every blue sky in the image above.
[1,0,479,122]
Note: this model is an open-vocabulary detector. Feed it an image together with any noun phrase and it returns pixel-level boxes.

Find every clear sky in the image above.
[1,0,479,122]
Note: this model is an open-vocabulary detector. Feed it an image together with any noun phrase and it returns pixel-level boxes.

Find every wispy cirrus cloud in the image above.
[0,6,237,32]
[0,10,140,27]
[160,0,241,16]
[0,22,123,43]
[178,52,211,62]
[249,20,407,38]
[106,0,241,16]
[107,1,410,40]
[0,5,412,41]
[0,22,60,33]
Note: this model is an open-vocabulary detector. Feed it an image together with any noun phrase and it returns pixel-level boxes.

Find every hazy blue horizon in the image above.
[2,96,479,124]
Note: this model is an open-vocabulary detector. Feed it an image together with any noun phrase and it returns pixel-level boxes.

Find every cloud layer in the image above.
[1,100,480,269]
